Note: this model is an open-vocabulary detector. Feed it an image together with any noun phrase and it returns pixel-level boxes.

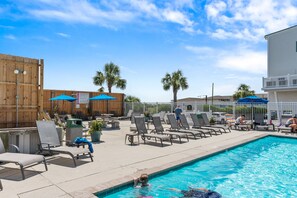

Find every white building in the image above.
[263,25,297,119]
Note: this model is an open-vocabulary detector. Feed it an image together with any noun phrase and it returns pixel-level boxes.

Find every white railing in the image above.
[262,74,297,90]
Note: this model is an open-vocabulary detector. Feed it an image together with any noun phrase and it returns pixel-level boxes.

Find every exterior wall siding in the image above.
[267,27,297,77]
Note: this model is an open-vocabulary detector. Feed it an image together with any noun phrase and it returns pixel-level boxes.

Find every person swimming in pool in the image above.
[134,173,150,188]
[169,187,221,198]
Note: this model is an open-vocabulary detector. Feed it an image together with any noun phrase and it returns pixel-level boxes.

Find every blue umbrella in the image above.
[89,94,116,114]
[89,94,116,101]
[237,96,268,121]
[237,95,268,104]
[50,94,77,102]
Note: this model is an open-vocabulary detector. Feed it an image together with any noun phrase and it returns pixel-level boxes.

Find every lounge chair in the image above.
[179,114,212,137]
[152,116,189,143]
[134,116,172,147]
[201,113,231,133]
[190,113,221,135]
[118,110,133,120]
[167,114,203,139]
[278,125,294,133]
[0,138,47,180]
[36,121,93,167]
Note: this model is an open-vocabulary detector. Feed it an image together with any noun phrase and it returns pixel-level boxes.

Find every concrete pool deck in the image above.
[0,120,295,197]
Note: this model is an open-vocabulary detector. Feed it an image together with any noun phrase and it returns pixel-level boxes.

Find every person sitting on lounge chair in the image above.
[285,115,297,132]
[134,173,150,188]
[235,115,246,125]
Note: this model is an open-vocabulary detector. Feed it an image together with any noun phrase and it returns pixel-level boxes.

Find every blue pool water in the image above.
[99,136,297,197]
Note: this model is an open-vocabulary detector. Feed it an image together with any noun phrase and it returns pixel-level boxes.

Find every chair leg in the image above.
[179,136,182,144]
[43,158,48,171]
[89,152,94,162]
[20,164,25,180]
[70,155,77,167]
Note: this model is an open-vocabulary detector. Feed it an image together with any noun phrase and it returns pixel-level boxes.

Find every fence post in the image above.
[233,102,236,117]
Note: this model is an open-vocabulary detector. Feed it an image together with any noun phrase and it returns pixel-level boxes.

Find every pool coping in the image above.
[71,133,297,197]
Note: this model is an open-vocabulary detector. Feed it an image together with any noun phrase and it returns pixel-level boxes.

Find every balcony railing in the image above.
[262,74,297,90]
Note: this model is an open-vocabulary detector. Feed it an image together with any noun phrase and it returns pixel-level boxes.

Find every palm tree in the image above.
[124,95,141,102]
[233,84,255,100]
[161,70,189,103]
[93,62,127,93]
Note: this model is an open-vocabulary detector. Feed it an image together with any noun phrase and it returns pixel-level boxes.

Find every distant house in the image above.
[177,93,267,111]
[263,25,297,102]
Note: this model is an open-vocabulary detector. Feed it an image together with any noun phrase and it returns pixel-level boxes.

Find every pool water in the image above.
[99,136,297,197]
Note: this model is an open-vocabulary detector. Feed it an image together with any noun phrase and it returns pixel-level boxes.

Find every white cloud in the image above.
[162,9,193,26]
[205,0,297,42]
[4,34,16,40]
[172,0,194,9]
[185,46,215,56]
[185,45,267,74]
[206,0,227,18]
[34,36,51,42]
[19,0,197,34]
[27,0,135,27]
[217,50,266,74]
[56,32,70,38]
[214,84,238,96]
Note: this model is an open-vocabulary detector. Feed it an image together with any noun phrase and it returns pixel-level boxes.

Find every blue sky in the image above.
[1,0,297,102]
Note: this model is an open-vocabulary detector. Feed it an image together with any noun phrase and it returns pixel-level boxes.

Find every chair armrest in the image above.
[40,143,52,150]
[9,144,20,153]
[150,129,156,134]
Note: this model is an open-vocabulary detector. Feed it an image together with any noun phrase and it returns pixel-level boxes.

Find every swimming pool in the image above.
[98,136,297,197]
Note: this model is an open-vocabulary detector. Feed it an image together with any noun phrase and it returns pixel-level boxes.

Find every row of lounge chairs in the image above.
[126,113,231,147]
[0,121,93,180]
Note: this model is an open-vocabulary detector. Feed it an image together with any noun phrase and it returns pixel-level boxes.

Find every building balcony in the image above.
[262,74,297,91]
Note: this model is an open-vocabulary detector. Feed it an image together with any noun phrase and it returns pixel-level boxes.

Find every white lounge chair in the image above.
[0,138,47,180]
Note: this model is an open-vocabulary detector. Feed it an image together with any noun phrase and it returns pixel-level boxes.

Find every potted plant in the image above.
[89,120,104,142]
[209,117,216,125]
[143,111,151,122]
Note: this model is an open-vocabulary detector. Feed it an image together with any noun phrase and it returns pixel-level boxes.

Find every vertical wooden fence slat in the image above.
[0,54,42,128]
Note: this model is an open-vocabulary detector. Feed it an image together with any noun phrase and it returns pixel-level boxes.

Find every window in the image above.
[266,81,276,87]
[279,80,287,86]
[187,105,192,111]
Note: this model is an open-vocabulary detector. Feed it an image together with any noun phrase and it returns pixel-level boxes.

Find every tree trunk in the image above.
[173,90,177,107]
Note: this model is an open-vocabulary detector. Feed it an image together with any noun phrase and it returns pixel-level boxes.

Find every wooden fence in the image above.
[0,54,43,128]
[0,54,125,128]
[43,90,124,119]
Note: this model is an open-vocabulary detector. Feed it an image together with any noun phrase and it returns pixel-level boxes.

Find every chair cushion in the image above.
[0,153,44,167]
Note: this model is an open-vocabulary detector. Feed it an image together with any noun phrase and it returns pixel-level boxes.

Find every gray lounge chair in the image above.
[152,116,189,143]
[167,114,203,139]
[0,138,47,180]
[201,113,231,133]
[36,121,93,167]
[135,116,172,147]
[118,110,133,120]
[190,113,222,135]
[179,114,212,137]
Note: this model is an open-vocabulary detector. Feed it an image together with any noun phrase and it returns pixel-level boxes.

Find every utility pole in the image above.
[211,83,214,105]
